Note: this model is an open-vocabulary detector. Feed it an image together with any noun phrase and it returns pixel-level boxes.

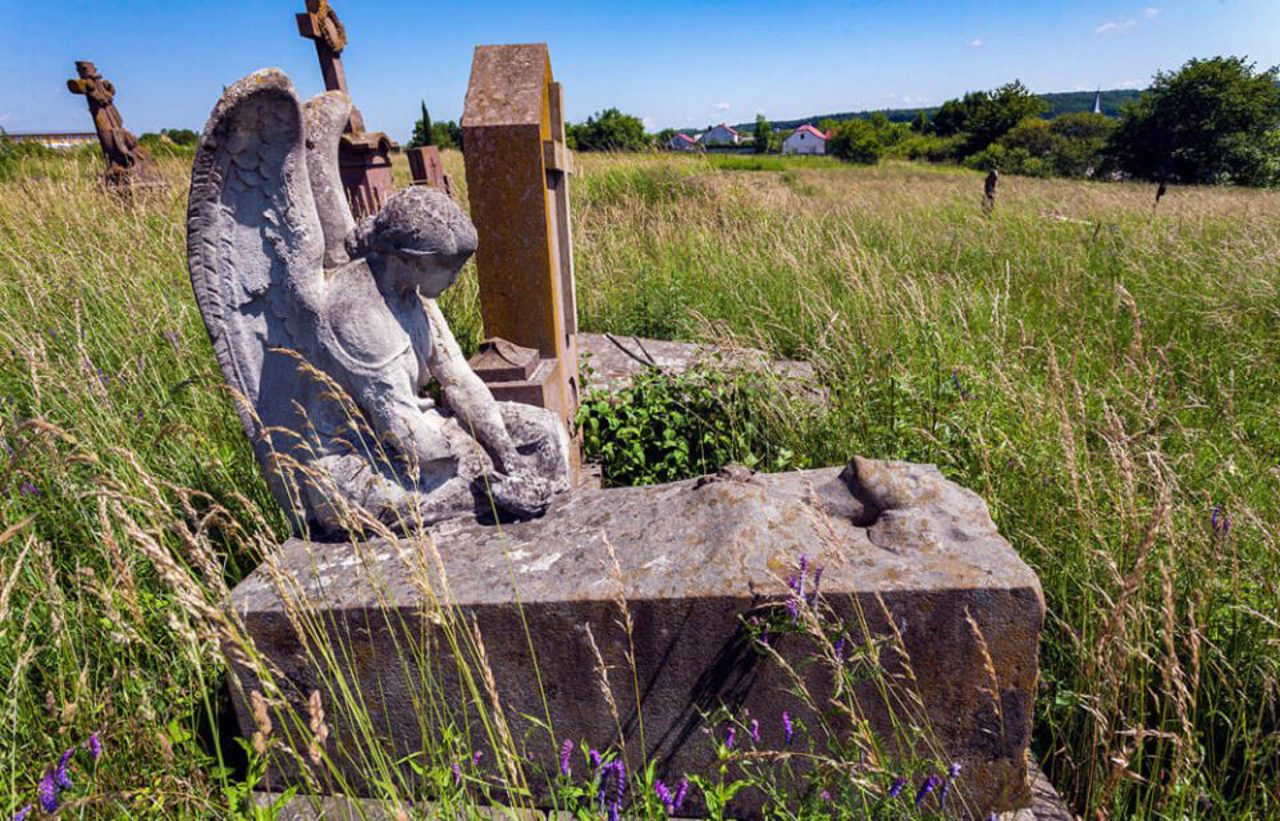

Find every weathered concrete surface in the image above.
[578,332,817,394]
[230,458,1043,819]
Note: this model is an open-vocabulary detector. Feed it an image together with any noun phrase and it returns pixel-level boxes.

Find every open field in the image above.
[0,149,1277,818]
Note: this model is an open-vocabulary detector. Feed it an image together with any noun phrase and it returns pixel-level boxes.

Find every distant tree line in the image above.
[828,56,1280,186]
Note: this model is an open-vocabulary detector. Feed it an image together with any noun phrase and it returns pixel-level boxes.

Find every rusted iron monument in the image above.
[462,44,579,428]
[406,144,453,196]
[295,0,397,218]
[66,61,159,188]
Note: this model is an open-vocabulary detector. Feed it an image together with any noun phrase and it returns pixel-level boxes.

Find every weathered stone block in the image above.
[229,459,1043,818]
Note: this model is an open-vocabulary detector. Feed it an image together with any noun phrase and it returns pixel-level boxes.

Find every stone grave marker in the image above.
[461,44,579,428]
[194,54,1050,821]
[296,0,398,218]
[66,60,160,189]
[406,143,454,197]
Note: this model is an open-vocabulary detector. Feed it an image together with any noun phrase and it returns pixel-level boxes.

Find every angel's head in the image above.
[347,186,478,298]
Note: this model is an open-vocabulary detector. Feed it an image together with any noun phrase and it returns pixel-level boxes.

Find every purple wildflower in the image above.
[915,774,942,808]
[888,776,907,799]
[655,780,675,814]
[940,761,962,807]
[86,732,102,760]
[559,738,573,776]
[782,711,794,745]
[451,762,461,784]
[820,790,832,802]
[37,773,58,814]
[833,635,846,661]
[55,747,74,789]
[807,564,823,604]
[607,805,619,821]
[589,748,602,769]
[1211,506,1230,536]
[673,778,689,812]
[19,481,37,497]
[613,758,627,799]
[724,726,736,751]
[472,750,483,767]
[12,806,32,821]
[749,718,760,743]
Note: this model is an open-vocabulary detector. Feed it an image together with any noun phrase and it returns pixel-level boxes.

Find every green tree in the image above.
[432,120,462,151]
[828,120,883,164]
[965,80,1046,152]
[160,128,198,146]
[753,114,773,154]
[932,91,986,137]
[910,110,931,134]
[655,127,678,148]
[567,108,650,152]
[409,101,434,149]
[1049,112,1115,177]
[1108,56,1280,185]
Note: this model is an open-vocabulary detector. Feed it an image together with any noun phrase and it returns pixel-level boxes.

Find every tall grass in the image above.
[0,146,1276,818]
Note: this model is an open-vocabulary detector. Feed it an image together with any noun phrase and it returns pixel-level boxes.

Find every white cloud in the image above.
[1143,6,1160,18]
[0,113,10,124]
[970,38,984,48]
[1095,18,1137,34]
[714,101,731,112]
[642,115,654,129]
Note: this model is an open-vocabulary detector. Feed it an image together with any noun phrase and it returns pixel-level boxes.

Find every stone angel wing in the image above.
[186,69,338,462]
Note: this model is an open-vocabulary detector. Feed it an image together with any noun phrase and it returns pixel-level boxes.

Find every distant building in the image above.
[701,123,741,147]
[781,124,830,155]
[667,132,700,152]
[5,132,98,150]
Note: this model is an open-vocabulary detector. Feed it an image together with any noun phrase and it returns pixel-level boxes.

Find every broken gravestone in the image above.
[229,458,1044,819]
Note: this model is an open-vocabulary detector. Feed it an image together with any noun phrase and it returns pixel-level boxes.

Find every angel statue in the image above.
[187,69,569,538]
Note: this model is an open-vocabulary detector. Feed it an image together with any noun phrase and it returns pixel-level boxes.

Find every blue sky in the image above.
[2,0,1277,142]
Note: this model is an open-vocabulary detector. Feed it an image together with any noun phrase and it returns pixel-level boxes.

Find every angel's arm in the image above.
[357,367,461,476]
[422,299,520,473]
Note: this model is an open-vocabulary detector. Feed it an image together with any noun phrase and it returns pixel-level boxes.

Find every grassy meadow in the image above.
[0,146,1277,818]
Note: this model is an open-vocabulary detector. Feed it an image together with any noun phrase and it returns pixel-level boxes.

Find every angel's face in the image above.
[381,250,465,298]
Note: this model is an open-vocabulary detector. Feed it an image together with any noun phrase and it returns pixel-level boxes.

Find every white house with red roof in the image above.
[782,123,830,155]
[701,123,742,146]
[667,131,700,152]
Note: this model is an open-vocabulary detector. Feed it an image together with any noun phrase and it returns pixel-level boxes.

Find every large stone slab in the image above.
[229,459,1043,819]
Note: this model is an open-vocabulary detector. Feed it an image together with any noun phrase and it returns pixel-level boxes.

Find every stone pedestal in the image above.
[228,459,1043,819]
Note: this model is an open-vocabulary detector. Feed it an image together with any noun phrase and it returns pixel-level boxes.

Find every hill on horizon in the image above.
[716,88,1145,134]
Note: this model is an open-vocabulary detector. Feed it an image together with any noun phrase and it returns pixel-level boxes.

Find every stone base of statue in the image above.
[227,459,1043,820]
[470,337,573,420]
